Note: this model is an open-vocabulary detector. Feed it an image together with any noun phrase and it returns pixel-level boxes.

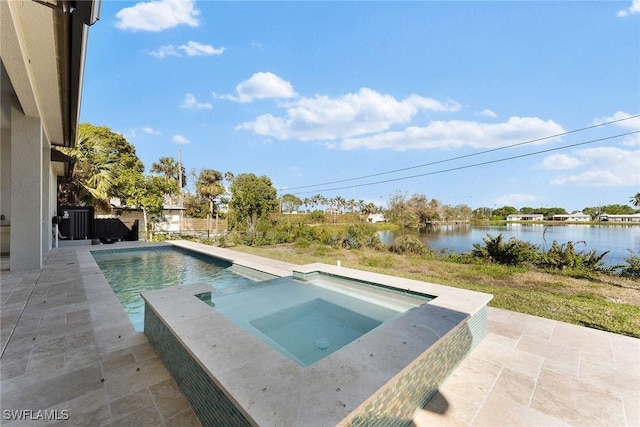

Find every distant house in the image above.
[103,196,186,233]
[596,213,640,223]
[367,213,387,223]
[153,199,187,233]
[506,214,545,221]
[552,213,591,222]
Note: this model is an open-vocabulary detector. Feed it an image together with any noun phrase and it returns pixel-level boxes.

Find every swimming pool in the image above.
[94,241,492,426]
[92,246,274,330]
[196,274,431,366]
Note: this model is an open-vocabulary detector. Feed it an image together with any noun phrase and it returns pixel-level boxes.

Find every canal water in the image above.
[378,224,640,267]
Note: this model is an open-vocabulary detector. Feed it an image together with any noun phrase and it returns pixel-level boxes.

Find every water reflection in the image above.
[379,224,640,266]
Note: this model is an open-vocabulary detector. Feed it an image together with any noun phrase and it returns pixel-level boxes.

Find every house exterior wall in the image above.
[0,128,11,254]
[506,214,544,221]
[2,0,96,270]
[552,214,591,222]
[597,214,640,223]
[10,109,43,270]
[0,128,10,224]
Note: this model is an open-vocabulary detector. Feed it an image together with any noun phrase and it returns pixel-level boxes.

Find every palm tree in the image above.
[59,131,116,210]
[150,157,186,188]
[196,169,225,234]
[630,192,640,208]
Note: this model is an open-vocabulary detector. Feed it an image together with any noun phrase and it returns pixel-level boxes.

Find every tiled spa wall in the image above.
[144,306,254,426]
[342,305,488,426]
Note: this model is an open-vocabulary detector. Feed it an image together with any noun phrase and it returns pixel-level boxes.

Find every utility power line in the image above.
[281,114,640,194]
[286,130,639,196]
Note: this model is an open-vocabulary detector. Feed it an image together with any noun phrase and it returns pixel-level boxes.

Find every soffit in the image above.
[0,62,20,130]
[1,0,64,144]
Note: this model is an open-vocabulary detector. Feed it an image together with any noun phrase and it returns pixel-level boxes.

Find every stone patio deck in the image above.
[1,243,638,426]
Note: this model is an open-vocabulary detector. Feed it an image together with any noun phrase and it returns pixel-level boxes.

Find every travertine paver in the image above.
[2,243,638,427]
[0,245,201,427]
[416,307,640,427]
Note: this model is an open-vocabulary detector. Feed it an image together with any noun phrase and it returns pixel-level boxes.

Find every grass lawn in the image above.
[230,243,640,338]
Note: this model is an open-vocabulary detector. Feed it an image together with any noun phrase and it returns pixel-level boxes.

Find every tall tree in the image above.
[385,190,409,228]
[150,156,186,188]
[183,193,208,219]
[473,207,493,220]
[121,174,178,240]
[631,192,640,208]
[196,169,225,218]
[280,194,302,213]
[230,173,278,234]
[491,206,518,220]
[58,123,143,210]
[406,194,441,227]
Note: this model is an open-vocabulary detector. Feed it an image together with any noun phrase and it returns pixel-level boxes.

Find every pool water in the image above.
[196,275,430,366]
[92,246,273,331]
[251,298,382,365]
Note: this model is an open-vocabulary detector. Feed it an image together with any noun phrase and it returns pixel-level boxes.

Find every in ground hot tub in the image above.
[195,273,431,366]
[142,243,492,427]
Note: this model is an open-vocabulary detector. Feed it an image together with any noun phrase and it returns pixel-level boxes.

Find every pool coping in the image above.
[141,241,493,426]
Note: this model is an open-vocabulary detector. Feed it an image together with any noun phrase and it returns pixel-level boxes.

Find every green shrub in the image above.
[619,250,640,278]
[341,223,382,249]
[295,238,312,248]
[471,234,539,266]
[536,241,610,272]
[389,235,428,255]
[231,232,244,246]
[198,237,215,246]
[308,210,326,223]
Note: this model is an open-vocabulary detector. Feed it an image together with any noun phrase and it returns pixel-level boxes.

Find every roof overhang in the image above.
[51,147,75,178]
[0,0,99,147]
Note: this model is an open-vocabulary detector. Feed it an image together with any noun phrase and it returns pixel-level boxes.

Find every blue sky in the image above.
[79,0,640,212]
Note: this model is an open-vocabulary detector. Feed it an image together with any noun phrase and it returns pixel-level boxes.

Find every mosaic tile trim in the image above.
[344,305,488,426]
[144,305,253,427]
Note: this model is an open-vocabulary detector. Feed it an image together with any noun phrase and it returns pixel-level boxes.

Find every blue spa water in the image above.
[92,246,272,331]
[197,275,431,366]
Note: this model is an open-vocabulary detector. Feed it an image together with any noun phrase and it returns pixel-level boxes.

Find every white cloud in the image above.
[172,135,190,144]
[495,193,538,206]
[593,111,640,130]
[476,109,498,118]
[178,41,225,57]
[593,111,640,146]
[216,72,297,103]
[181,93,213,110]
[148,45,180,58]
[148,41,224,58]
[142,127,161,135]
[550,147,640,187]
[617,0,640,16]
[339,116,564,150]
[115,0,200,32]
[237,88,460,141]
[541,154,584,170]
